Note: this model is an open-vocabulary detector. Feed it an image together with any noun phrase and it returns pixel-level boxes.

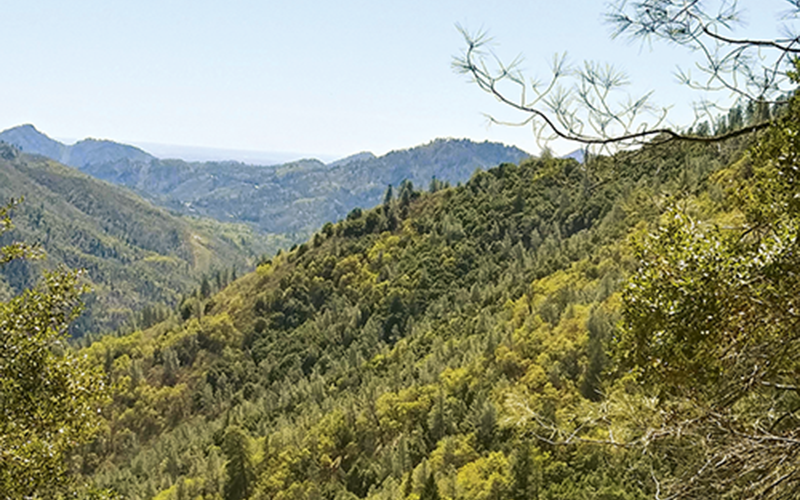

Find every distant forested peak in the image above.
[0,150,282,335]
[328,151,376,168]
[0,125,531,242]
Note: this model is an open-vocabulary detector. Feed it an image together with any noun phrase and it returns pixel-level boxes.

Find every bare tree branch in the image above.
[455,1,798,153]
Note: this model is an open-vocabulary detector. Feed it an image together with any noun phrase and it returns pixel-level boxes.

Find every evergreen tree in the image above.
[398,180,415,216]
[205,446,224,498]
[428,388,447,443]
[403,471,413,499]
[509,444,537,500]
[222,426,255,500]
[580,308,610,401]
[429,176,439,193]
[383,184,394,209]
[420,472,440,500]
[200,275,211,298]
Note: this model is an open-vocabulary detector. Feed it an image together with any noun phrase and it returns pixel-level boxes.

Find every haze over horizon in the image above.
[0,1,788,157]
[4,122,522,165]
[55,134,340,165]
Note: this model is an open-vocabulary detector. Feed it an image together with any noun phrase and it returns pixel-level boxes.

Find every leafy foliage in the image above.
[6,90,786,500]
[79,131,752,500]
[0,199,110,499]
[615,86,800,499]
[0,148,279,334]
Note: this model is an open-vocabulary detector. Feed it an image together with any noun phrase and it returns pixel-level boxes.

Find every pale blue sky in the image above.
[0,1,791,159]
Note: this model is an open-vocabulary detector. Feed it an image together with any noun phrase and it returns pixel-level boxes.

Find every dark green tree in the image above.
[222,425,255,500]
[383,184,394,209]
[403,470,414,499]
[579,308,610,401]
[200,275,211,298]
[509,443,537,500]
[420,472,441,500]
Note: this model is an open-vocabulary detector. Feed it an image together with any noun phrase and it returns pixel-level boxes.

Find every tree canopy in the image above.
[0,198,109,499]
[617,72,800,499]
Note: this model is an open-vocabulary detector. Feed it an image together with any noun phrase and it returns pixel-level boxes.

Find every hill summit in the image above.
[0,124,155,167]
[0,125,531,240]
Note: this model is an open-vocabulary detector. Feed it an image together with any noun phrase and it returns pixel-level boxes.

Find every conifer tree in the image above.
[201,275,211,298]
[403,470,413,499]
[509,444,537,500]
[383,184,394,209]
[222,425,255,500]
[420,472,441,500]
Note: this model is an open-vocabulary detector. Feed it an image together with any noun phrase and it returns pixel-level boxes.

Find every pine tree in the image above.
[383,184,394,209]
[580,308,610,401]
[200,275,211,298]
[428,388,447,443]
[403,470,413,499]
[222,426,255,500]
[509,444,537,500]
[420,472,440,500]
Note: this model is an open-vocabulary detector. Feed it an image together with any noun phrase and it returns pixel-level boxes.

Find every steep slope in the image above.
[0,124,68,161]
[153,138,531,238]
[1,125,530,240]
[328,151,377,168]
[83,137,746,499]
[0,143,285,335]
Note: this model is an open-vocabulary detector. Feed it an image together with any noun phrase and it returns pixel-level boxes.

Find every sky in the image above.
[0,0,793,160]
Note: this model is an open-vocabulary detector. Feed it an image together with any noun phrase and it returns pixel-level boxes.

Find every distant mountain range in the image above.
[0,124,154,168]
[0,124,531,334]
[0,141,284,335]
[0,125,531,239]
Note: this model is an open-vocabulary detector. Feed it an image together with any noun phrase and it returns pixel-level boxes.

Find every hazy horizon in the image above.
[0,1,789,158]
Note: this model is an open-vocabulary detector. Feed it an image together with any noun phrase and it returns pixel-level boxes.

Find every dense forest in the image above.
[0,144,282,334]
[9,86,781,499]
[5,85,800,498]
[6,0,800,498]
[0,125,529,241]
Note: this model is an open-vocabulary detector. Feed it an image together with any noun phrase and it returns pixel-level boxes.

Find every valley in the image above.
[0,128,527,335]
[3,2,799,497]
[4,112,800,499]
[75,132,753,499]
[0,125,530,239]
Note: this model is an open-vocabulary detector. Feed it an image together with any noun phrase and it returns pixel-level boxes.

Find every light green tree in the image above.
[617,72,800,499]
[0,198,110,499]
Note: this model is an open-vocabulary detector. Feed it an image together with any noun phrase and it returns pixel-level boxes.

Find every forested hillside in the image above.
[0,125,530,239]
[8,0,800,498]
[0,144,285,335]
[77,122,758,499]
